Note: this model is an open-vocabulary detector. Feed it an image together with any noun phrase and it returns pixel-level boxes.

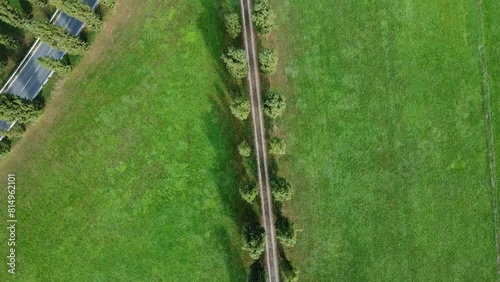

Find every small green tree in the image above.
[38,56,72,75]
[242,222,266,260]
[238,140,251,157]
[0,139,11,158]
[259,48,277,75]
[230,96,251,120]
[0,93,44,123]
[51,0,103,31]
[280,258,299,282]
[240,181,259,203]
[99,0,115,9]
[264,91,285,119]
[224,13,241,39]
[271,176,293,202]
[0,34,18,50]
[222,47,248,78]
[252,0,276,35]
[0,1,25,28]
[275,215,297,247]
[269,137,286,155]
[248,260,266,282]
[0,123,24,139]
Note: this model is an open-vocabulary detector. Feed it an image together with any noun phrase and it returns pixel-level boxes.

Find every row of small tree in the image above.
[222,1,299,281]
[253,1,299,281]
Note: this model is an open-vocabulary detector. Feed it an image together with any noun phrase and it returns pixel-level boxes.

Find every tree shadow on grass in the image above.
[214,226,247,282]
[203,90,259,281]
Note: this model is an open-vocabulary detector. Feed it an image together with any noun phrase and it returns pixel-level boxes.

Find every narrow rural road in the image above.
[238,0,280,281]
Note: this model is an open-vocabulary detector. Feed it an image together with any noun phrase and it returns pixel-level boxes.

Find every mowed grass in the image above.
[271,0,498,280]
[0,0,247,281]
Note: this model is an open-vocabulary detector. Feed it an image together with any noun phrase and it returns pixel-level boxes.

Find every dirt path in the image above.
[477,0,500,274]
[238,0,280,280]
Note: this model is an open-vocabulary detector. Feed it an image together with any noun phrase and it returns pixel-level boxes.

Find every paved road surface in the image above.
[5,0,99,99]
[238,0,280,280]
[0,0,98,131]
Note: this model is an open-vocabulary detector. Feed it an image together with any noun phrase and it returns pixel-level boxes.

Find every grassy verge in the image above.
[271,0,498,280]
[0,0,247,280]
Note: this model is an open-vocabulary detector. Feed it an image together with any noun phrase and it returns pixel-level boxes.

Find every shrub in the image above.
[0,1,25,28]
[238,140,251,157]
[0,93,44,123]
[280,258,299,282]
[38,56,72,75]
[28,0,48,8]
[252,0,276,35]
[230,96,251,120]
[269,137,286,155]
[224,13,241,39]
[271,176,293,202]
[240,181,259,203]
[248,260,266,282]
[0,139,11,158]
[0,34,18,50]
[259,48,277,75]
[264,91,285,119]
[242,222,266,260]
[51,0,103,31]
[275,215,297,247]
[222,47,248,78]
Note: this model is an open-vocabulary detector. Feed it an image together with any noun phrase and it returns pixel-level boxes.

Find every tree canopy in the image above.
[0,93,44,123]
[242,222,266,260]
[248,260,266,282]
[38,56,72,75]
[271,176,293,202]
[276,215,297,247]
[264,91,285,119]
[230,96,251,120]
[259,48,277,75]
[240,181,259,203]
[252,0,276,35]
[224,13,241,39]
[222,47,248,78]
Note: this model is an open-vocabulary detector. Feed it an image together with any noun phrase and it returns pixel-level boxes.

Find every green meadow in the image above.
[272,0,500,280]
[0,0,247,280]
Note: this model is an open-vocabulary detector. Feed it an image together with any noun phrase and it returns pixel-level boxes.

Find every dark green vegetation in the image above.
[0,0,247,280]
[252,0,275,36]
[269,137,286,155]
[258,48,277,75]
[0,92,43,122]
[230,95,251,120]
[263,90,285,119]
[242,222,266,260]
[51,0,102,31]
[222,47,247,78]
[224,13,241,39]
[37,56,71,75]
[271,0,500,280]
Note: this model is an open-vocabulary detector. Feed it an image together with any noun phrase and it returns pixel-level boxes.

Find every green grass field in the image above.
[0,0,247,280]
[271,0,500,280]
